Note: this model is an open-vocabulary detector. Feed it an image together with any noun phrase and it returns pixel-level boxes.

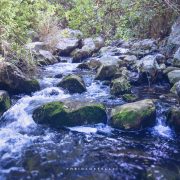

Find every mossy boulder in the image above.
[0,90,11,115]
[0,62,40,94]
[111,99,156,130]
[57,75,86,94]
[32,101,107,127]
[110,77,131,96]
[167,106,180,131]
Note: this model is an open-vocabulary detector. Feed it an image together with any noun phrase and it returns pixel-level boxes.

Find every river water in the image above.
[0,58,180,180]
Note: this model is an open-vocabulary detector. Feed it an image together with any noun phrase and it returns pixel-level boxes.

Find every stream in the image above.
[0,57,180,180]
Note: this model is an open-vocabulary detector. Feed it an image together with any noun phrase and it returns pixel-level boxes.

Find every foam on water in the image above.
[153,102,173,138]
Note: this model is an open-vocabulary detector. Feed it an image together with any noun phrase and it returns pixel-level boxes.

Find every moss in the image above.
[29,79,40,90]
[111,100,156,130]
[33,102,107,127]
[0,94,11,115]
[58,75,86,94]
[111,77,131,96]
[167,107,180,131]
[122,94,138,102]
[33,101,68,127]
[23,79,40,94]
[112,109,140,129]
[68,104,107,126]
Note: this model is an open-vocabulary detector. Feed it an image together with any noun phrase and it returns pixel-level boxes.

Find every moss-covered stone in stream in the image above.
[32,102,68,127]
[110,77,131,96]
[57,75,86,94]
[111,99,156,130]
[32,101,107,127]
[24,79,40,94]
[122,94,138,102]
[67,104,107,126]
[167,106,180,131]
[0,90,11,115]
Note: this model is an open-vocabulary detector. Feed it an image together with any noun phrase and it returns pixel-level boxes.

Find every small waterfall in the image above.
[153,102,173,138]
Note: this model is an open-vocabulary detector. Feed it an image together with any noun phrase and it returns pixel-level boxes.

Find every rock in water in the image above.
[71,37,104,63]
[56,38,80,56]
[0,90,11,115]
[0,62,40,94]
[167,106,180,131]
[111,99,156,130]
[136,55,161,77]
[168,17,180,46]
[110,77,131,96]
[57,75,86,94]
[131,39,157,56]
[168,70,180,84]
[95,64,117,80]
[33,101,107,127]
[36,50,58,66]
[173,47,180,67]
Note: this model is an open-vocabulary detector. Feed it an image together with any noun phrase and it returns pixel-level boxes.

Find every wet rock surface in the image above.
[33,101,107,127]
[57,74,86,94]
[0,62,40,94]
[0,90,11,116]
[110,99,156,130]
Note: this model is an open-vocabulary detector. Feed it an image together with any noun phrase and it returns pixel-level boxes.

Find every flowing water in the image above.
[0,58,180,180]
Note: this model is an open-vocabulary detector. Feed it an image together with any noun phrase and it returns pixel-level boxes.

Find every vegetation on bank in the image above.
[0,0,180,69]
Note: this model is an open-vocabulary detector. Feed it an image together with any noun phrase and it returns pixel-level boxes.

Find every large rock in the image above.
[36,50,58,65]
[163,66,180,75]
[71,37,104,62]
[173,47,180,67]
[167,106,180,131]
[32,101,107,127]
[110,77,131,96]
[136,54,166,84]
[98,55,120,66]
[95,64,117,81]
[131,39,158,57]
[56,38,80,56]
[168,17,180,46]
[77,59,102,70]
[167,70,180,84]
[57,75,86,94]
[137,55,161,77]
[0,90,11,115]
[99,46,130,57]
[111,99,156,130]
[0,62,40,94]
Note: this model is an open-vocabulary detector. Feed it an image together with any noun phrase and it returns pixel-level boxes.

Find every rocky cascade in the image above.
[1,18,180,132]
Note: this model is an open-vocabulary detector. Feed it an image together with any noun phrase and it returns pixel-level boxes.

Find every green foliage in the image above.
[65,0,179,39]
[0,0,62,43]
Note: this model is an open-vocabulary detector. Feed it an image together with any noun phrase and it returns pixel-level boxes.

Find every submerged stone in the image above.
[111,99,156,130]
[33,101,107,127]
